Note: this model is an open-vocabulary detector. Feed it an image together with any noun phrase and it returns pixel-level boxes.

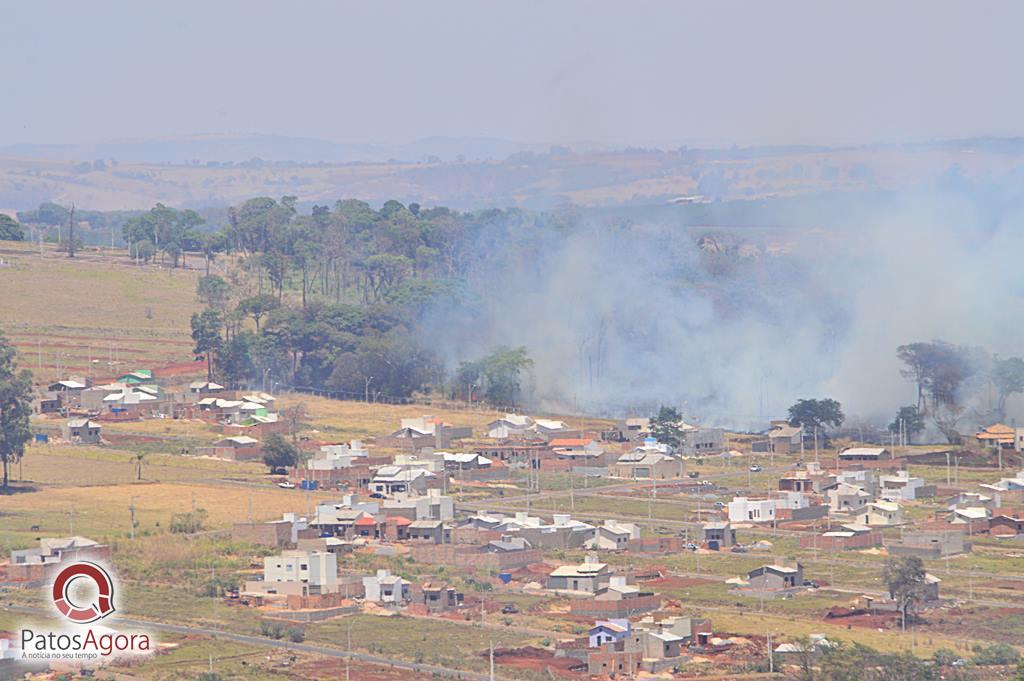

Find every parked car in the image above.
[688,471,700,479]
[699,480,713,486]
[277,481,296,489]
[500,603,520,614]
[369,492,386,499]
[749,464,763,472]
[713,501,726,509]
[730,545,749,553]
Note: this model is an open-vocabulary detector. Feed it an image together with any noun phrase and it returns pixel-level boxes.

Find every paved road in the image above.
[5,605,499,680]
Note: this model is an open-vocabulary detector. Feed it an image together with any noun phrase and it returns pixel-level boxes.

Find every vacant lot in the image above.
[0,241,201,382]
[0,480,330,547]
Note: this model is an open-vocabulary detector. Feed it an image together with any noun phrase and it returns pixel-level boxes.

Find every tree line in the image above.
[187,197,534,406]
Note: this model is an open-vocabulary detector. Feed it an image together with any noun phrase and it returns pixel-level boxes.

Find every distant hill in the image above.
[0,134,551,165]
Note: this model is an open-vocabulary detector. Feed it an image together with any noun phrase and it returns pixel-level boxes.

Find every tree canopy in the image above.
[787,398,844,433]
[0,214,24,241]
[648,405,684,448]
[0,334,33,489]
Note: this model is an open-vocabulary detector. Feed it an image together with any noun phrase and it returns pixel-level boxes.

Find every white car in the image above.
[277,481,296,489]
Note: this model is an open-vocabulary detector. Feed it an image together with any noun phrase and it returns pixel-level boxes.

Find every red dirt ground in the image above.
[490,646,588,679]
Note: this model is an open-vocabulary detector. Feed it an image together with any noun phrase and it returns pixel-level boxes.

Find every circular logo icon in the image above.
[51,561,116,624]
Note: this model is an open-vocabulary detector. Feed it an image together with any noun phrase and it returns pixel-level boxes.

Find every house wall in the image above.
[569,594,662,617]
[232,522,294,548]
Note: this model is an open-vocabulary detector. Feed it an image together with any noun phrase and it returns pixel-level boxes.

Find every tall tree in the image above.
[0,334,33,489]
[883,556,927,631]
[888,405,925,441]
[787,398,845,433]
[191,309,223,380]
[262,434,298,473]
[648,405,685,449]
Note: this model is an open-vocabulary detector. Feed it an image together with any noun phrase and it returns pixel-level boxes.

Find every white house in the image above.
[487,414,534,439]
[728,497,777,523]
[370,467,435,496]
[250,550,338,596]
[363,569,409,604]
[859,500,903,526]
[879,470,926,501]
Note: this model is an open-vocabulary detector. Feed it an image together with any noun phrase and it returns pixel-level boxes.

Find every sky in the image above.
[3,1,1023,149]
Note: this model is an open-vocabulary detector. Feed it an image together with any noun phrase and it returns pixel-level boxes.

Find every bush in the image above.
[260,620,284,639]
[286,626,305,643]
[169,508,208,534]
[932,648,961,667]
[974,642,1021,666]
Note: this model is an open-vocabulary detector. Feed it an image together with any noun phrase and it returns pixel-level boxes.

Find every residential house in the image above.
[47,379,86,405]
[370,466,435,496]
[61,418,102,445]
[533,418,569,437]
[547,555,612,593]
[587,520,640,551]
[879,470,932,501]
[589,619,631,648]
[859,500,903,526]
[948,492,999,512]
[189,381,225,394]
[486,414,534,439]
[989,514,1024,539]
[827,483,872,515]
[727,497,776,523]
[362,569,409,604]
[117,369,154,385]
[700,521,736,549]
[382,489,454,522]
[746,563,805,590]
[611,450,684,480]
[616,417,650,441]
[980,470,1024,494]
[678,423,725,456]
[753,420,804,455]
[407,519,450,544]
[838,447,892,463]
[202,435,261,461]
[887,530,970,558]
[549,438,611,467]
[976,423,1017,449]
[232,513,310,548]
[34,391,62,415]
[413,582,462,613]
[8,536,111,581]
[245,549,338,596]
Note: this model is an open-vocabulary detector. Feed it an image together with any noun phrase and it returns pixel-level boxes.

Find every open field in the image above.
[279,392,613,441]
[0,480,330,548]
[0,241,203,382]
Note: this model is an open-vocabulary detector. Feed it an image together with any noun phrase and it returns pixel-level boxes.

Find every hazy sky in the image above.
[4,1,1022,148]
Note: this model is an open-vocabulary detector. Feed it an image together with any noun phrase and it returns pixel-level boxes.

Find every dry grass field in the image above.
[281,392,613,441]
[0,479,331,548]
[0,241,202,382]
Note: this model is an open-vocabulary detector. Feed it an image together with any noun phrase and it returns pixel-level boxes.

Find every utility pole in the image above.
[67,204,76,258]
[129,496,136,540]
[346,623,351,681]
[489,640,495,681]
[767,631,773,673]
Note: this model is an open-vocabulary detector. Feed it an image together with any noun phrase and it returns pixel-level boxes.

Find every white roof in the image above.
[840,447,887,457]
[533,419,567,430]
[218,435,259,446]
[550,562,608,577]
[54,380,86,389]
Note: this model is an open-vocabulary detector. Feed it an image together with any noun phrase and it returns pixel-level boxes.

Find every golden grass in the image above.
[0,481,331,544]
[282,393,612,441]
[0,241,201,381]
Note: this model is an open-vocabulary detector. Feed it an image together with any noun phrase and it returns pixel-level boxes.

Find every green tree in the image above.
[238,294,279,332]
[262,433,298,473]
[888,405,925,440]
[0,214,25,241]
[453,346,532,407]
[197,275,231,310]
[787,398,844,434]
[191,309,224,380]
[648,405,684,449]
[882,556,927,630]
[0,334,33,489]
